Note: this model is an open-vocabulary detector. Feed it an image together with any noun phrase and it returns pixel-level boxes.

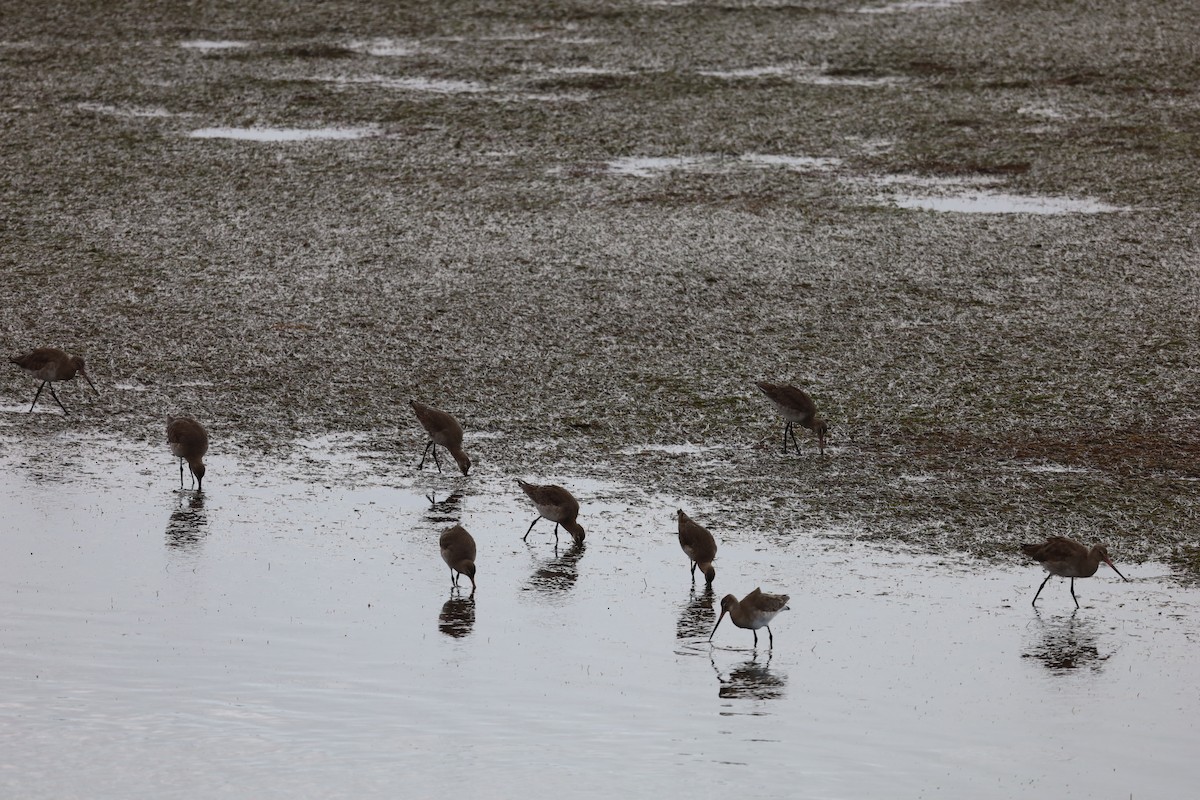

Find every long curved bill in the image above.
[709,610,727,641]
[1104,558,1129,582]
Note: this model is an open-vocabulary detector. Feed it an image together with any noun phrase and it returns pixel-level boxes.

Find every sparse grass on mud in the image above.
[1,1,1197,572]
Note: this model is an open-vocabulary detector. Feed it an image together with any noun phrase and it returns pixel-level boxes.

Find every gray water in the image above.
[1,432,1196,799]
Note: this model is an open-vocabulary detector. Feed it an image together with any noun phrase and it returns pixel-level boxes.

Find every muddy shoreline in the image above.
[2,0,1197,568]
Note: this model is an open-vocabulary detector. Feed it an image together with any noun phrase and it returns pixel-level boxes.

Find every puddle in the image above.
[346,38,427,57]
[605,155,707,177]
[855,0,978,13]
[75,102,175,118]
[1019,463,1094,475]
[323,74,490,95]
[179,40,250,51]
[187,126,381,142]
[884,192,1130,215]
[598,153,841,178]
[316,74,585,104]
[0,434,1196,798]
[698,65,904,87]
[742,153,843,171]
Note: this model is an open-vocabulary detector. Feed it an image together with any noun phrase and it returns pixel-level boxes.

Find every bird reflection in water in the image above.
[165,492,207,549]
[677,584,716,640]
[439,589,476,638]
[712,650,787,702]
[425,491,463,524]
[1022,609,1110,673]
[524,541,585,595]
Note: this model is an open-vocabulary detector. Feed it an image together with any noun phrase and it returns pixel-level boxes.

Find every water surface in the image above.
[0,434,1196,798]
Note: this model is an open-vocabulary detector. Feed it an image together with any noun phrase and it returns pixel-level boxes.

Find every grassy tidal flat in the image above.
[4,0,1197,564]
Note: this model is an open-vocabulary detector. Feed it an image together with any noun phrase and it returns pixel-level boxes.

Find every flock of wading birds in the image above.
[10,346,1132,647]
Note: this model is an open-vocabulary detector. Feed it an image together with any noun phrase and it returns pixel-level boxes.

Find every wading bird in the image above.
[710,588,790,648]
[1021,536,1129,608]
[410,399,471,476]
[440,524,477,591]
[755,381,827,455]
[167,415,208,492]
[677,509,717,586]
[10,347,98,414]
[517,479,585,545]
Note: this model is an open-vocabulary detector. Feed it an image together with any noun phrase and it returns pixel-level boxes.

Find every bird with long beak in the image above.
[710,588,790,648]
[755,381,827,455]
[677,509,717,586]
[440,524,477,592]
[1022,536,1129,608]
[410,399,472,476]
[517,479,585,546]
[167,415,209,493]
[10,347,99,414]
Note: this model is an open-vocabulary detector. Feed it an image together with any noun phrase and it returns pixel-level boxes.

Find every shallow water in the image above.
[1,432,1197,799]
[884,192,1129,215]
[188,126,381,142]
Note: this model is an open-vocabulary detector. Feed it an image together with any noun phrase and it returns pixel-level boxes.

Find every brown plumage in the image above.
[1021,536,1129,608]
[710,588,790,649]
[166,415,209,492]
[755,381,827,455]
[410,399,471,476]
[439,524,477,591]
[677,509,717,586]
[517,479,585,545]
[10,347,98,414]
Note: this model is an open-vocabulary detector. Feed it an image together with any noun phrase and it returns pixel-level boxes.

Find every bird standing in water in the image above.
[710,588,790,648]
[410,399,472,476]
[10,347,98,414]
[1022,536,1129,608]
[517,479,585,545]
[167,415,209,492]
[439,524,477,592]
[677,509,717,586]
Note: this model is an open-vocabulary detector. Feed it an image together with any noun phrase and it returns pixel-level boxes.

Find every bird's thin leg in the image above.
[1031,573,1053,606]
[752,629,759,648]
[690,562,697,582]
[189,466,196,489]
[28,381,47,412]
[431,445,443,473]
[46,383,68,414]
[1070,577,1079,609]
[789,425,802,455]
[178,458,185,490]
[522,516,540,541]
[451,569,458,587]
[417,441,434,470]
[781,422,790,454]
[767,626,774,649]
[553,523,560,544]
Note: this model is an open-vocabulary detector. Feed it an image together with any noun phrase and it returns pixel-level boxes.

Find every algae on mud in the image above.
[1,0,1197,566]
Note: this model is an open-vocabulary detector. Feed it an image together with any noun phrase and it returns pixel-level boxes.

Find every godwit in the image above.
[755,381,827,455]
[677,509,717,586]
[10,347,98,414]
[517,479,585,545]
[1021,536,1129,608]
[710,587,790,648]
[410,399,471,476]
[166,415,208,492]
[439,524,477,591]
